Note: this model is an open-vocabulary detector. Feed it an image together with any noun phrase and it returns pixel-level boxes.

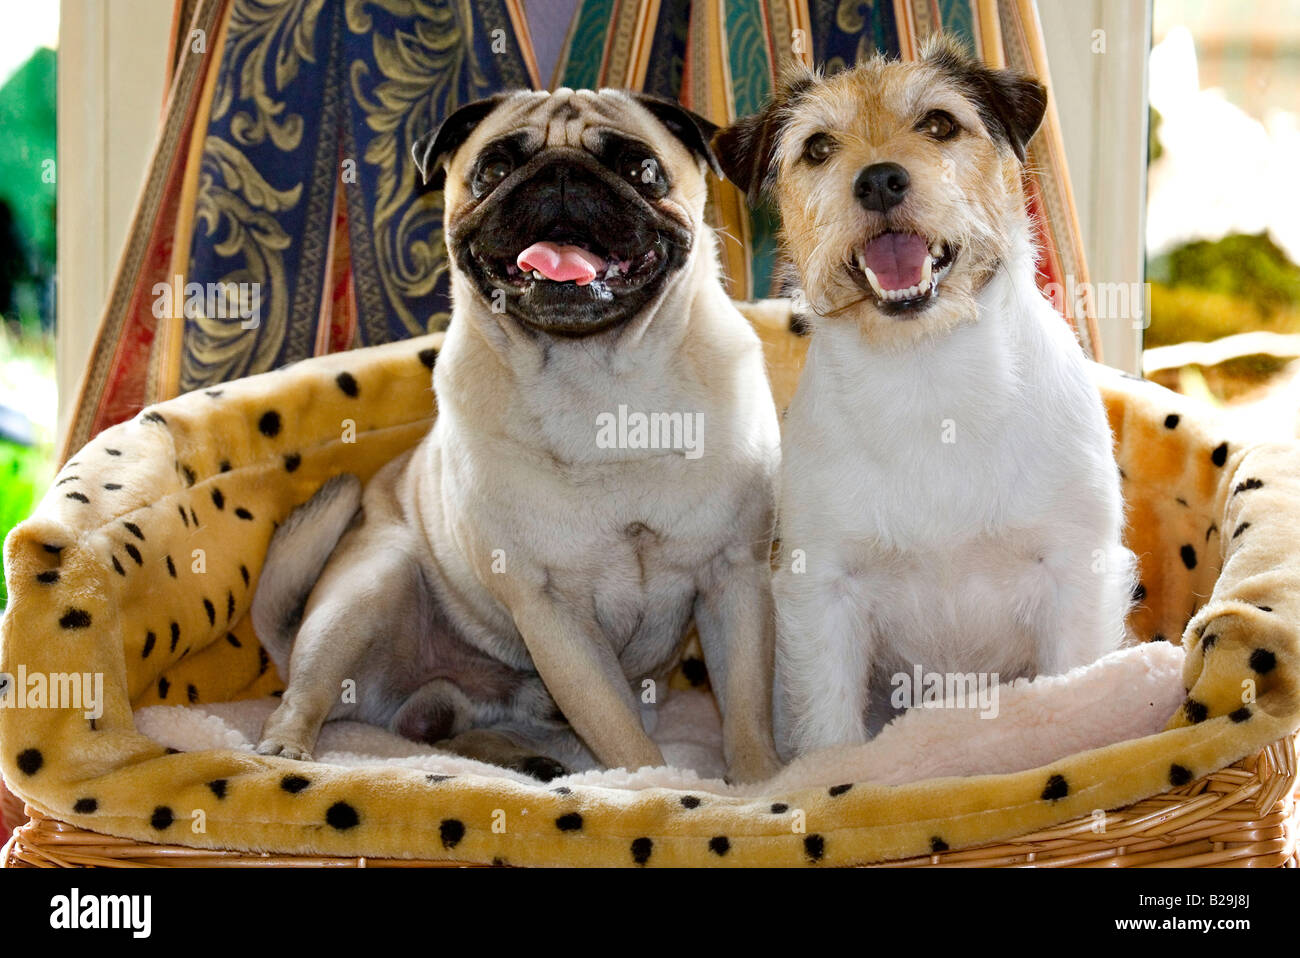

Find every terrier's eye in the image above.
[802,133,836,164]
[472,153,513,196]
[917,111,959,141]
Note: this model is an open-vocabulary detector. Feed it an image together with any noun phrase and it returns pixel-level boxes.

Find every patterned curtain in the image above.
[62,0,1097,461]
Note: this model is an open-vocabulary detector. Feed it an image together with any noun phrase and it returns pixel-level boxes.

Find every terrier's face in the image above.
[716,38,1047,347]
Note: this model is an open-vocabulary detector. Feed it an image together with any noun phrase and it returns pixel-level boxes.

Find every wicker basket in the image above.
[4,735,1294,868]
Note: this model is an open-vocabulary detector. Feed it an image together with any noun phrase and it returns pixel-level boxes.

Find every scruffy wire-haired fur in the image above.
[714,36,1135,755]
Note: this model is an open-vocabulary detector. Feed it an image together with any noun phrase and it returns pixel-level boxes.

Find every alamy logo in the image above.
[890,666,1000,719]
[49,889,151,938]
[595,405,704,460]
[152,273,261,329]
[0,667,104,719]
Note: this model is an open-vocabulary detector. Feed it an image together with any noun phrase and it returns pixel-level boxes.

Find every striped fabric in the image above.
[62,0,1097,461]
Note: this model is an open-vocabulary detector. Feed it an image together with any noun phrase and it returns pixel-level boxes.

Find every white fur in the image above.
[774,228,1135,757]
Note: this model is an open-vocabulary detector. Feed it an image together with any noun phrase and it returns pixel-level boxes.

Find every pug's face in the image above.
[413,89,722,338]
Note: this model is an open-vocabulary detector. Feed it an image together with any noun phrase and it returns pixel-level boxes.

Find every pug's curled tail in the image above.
[250,473,363,678]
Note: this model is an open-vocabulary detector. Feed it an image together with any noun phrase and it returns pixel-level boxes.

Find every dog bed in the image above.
[2,307,1298,867]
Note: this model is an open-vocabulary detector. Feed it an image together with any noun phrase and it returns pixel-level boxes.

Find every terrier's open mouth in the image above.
[849,232,958,311]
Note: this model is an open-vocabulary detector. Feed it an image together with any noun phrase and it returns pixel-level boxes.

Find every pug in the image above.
[251,88,783,783]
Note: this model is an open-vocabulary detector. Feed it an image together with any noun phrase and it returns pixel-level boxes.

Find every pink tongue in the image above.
[860,232,929,290]
[516,242,605,285]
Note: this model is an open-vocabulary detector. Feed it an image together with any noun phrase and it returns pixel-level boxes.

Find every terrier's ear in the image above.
[631,93,723,178]
[713,68,815,206]
[411,94,508,190]
[922,34,1047,163]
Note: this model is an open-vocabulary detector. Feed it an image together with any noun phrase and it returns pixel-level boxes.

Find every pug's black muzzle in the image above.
[448,148,693,337]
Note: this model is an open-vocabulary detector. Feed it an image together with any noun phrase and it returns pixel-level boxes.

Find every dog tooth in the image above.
[930,242,943,258]
[532,270,545,280]
[859,262,886,298]
[920,255,933,291]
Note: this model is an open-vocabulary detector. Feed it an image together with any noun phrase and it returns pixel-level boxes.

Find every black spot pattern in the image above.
[235,507,254,521]
[1234,478,1263,495]
[680,795,701,809]
[240,564,250,586]
[327,802,360,830]
[1201,633,1217,652]
[804,835,825,862]
[555,812,583,831]
[59,608,92,629]
[226,632,241,648]
[1229,707,1251,723]
[166,555,176,578]
[73,798,98,814]
[16,748,42,775]
[178,505,189,526]
[226,590,235,621]
[1232,522,1250,540]
[418,348,438,369]
[439,818,465,848]
[181,465,196,487]
[158,677,170,699]
[631,837,653,865]
[930,837,949,853]
[258,411,282,437]
[1169,764,1193,786]
[281,775,310,794]
[142,631,156,658]
[1180,544,1197,570]
[125,543,142,565]
[142,411,167,426]
[170,621,180,652]
[211,488,225,510]
[284,453,301,473]
[203,598,215,624]
[1250,648,1276,673]
[219,460,231,472]
[208,779,227,799]
[770,803,788,814]
[1211,442,1228,466]
[150,806,174,829]
[103,483,122,490]
[336,372,359,397]
[709,836,730,856]
[187,684,199,704]
[105,448,121,456]
[124,522,145,540]
[1041,774,1069,801]
[1184,699,1208,723]
[1164,414,1180,429]
[828,783,852,797]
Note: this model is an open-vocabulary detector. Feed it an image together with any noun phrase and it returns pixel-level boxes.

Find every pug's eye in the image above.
[917,110,959,141]
[803,133,836,164]
[621,150,667,197]
[472,153,513,197]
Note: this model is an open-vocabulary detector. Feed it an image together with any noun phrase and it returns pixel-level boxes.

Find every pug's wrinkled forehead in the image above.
[413,88,721,195]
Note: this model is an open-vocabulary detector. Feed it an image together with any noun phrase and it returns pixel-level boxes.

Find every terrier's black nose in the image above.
[854,162,910,212]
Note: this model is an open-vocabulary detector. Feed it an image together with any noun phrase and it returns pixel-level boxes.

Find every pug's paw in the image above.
[511,754,568,782]
[255,737,314,762]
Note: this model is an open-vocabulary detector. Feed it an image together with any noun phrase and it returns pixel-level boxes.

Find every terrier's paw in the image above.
[511,754,568,782]
[255,738,314,762]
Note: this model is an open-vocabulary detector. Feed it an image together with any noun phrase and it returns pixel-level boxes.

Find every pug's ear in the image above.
[412,94,508,190]
[630,93,723,178]
[922,34,1046,163]
[712,67,814,206]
